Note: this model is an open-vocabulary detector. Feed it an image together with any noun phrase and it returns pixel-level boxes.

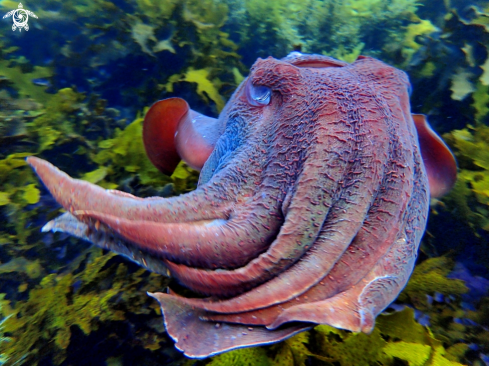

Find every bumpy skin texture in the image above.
[28,53,430,358]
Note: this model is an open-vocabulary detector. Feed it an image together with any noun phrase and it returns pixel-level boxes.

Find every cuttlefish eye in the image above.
[245,80,271,106]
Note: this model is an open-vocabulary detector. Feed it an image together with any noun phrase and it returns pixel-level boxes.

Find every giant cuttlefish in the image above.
[28,53,457,358]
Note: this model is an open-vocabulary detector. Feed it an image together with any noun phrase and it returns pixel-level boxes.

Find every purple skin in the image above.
[28,53,457,358]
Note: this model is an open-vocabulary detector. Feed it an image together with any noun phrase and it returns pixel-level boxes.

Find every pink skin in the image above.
[28,53,457,358]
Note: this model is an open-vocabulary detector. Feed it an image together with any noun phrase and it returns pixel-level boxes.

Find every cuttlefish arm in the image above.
[148,291,312,359]
[27,156,285,274]
[42,212,171,276]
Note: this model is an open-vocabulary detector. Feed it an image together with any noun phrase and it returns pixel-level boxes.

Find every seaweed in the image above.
[442,124,489,231]
[28,88,86,151]
[228,0,425,66]
[91,114,198,192]
[0,248,171,365]
[0,153,40,245]
[405,7,489,131]
[165,68,226,112]
[398,257,469,309]
[201,308,466,366]
[401,18,440,66]
[206,347,271,366]
[0,60,52,104]
[131,19,175,57]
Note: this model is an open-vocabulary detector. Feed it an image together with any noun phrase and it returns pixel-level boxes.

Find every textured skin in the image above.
[28,53,431,358]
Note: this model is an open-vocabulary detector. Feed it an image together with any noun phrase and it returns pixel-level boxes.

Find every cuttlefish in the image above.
[28,53,457,358]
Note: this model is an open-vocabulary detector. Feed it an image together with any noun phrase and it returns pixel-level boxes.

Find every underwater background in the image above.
[1,0,489,365]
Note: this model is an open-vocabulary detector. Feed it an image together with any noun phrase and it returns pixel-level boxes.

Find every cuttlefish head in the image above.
[29,53,354,280]
[28,53,457,358]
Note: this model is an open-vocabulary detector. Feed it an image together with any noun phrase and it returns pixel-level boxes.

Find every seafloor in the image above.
[1,0,489,365]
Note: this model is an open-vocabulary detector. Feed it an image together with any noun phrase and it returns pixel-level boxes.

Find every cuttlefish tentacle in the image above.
[161,138,351,294]
[80,69,363,296]
[269,235,417,333]
[148,65,418,315]
[27,157,231,223]
[42,212,172,276]
[28,157,286,271]
[72,198,283,270]
[161,153,343,295]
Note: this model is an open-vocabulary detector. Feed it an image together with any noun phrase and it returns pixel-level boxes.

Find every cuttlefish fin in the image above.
[147,291,311,359]
[143,97,222,175]
[412,114,457,198]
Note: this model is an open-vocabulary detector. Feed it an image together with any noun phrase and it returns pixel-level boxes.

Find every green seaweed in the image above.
[0,60,52,104]
[135,0,178,20]
[231,0,423,66]
[0,248,170,365]
[29,88,85,151]
[312,325,391,365]
[131,19,176,56]
[395,256,484,361]
[91,115,198,191]
[206,347,271,366]
[442,124,489,231]
[184,0,229,29]
[199,308,467,366]
[0,153,40,245]
[0,257,43,279]
[183,68,225,111]
[164,68,226,111]
[401,18,439,65]
[472,81,489,123]
[92,116,160,187]
[398,257,469,309]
